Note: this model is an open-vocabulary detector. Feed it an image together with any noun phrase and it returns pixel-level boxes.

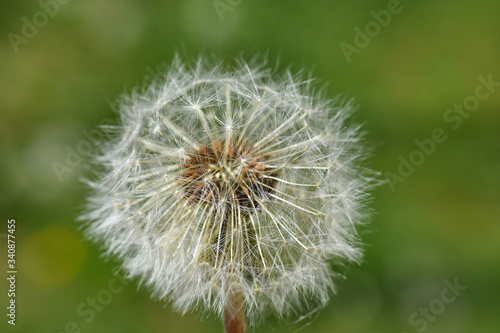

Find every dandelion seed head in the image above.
[81,56,376,325]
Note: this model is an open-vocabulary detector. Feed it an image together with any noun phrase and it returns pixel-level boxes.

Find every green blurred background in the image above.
[1,0,499,332]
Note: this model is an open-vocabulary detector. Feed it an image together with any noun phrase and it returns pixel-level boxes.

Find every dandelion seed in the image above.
[80,56,376,332]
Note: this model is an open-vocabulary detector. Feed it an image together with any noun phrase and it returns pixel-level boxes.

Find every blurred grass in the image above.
[1,0,499,332]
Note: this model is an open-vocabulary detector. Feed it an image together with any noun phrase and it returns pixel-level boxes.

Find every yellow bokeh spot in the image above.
[20,226,87,288]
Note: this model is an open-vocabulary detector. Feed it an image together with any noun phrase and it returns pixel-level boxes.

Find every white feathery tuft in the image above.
[80,56,376,325]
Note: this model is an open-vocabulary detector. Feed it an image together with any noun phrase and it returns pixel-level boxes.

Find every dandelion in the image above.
[81,57,376,332]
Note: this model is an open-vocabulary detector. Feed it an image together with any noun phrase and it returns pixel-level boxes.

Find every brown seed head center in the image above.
[180,140,277,210]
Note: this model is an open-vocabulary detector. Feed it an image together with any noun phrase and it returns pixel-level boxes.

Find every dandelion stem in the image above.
[224,289,246,333]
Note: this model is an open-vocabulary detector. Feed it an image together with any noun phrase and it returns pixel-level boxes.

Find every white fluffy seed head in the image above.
[80,56,376,325]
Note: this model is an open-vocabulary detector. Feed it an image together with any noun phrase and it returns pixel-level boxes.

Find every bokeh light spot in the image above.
[20,226,87,288]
